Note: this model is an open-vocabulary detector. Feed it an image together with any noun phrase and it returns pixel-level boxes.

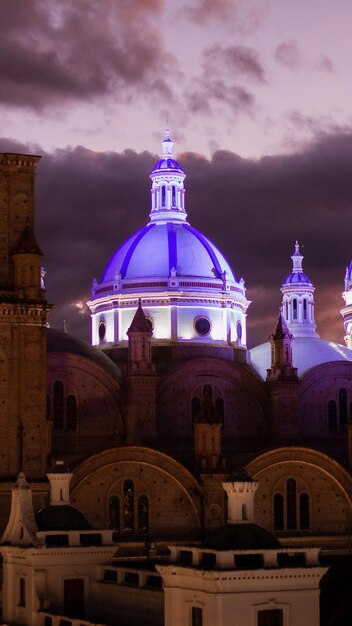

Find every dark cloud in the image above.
[203,45,266,83]
[274,40,302,70]
[0,0,174,110]
[1,130,352,347]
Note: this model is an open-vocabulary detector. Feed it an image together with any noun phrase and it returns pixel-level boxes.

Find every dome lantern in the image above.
[281,241,318,338]
[149,129,188,224]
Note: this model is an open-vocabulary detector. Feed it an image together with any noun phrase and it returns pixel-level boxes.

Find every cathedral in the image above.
[0,133,351,625]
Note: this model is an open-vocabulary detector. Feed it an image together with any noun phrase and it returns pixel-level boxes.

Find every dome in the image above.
[203,523,280,551]
[153,157,183,172]
[47,327,122,379]
[88,130,249,349]
[36,504,91,531]
[101,222,236,284]
[250,336,352,379]
[283,271,312,286]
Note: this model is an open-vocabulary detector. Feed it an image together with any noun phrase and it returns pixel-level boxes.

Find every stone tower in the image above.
[266,313,298,439]
[125,301,158,444]
[0,153,50,479]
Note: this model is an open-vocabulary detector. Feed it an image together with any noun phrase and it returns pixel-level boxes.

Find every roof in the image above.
[250,336,352,378]
[152,157,184,172]
[227,467,254,483]
[101,222,236,284]
[36,504,91,531]
[47,328,122,379]
[128,302,152,333]
[12,222,43,255]
[282,271,312,286]
[203,523,280,551]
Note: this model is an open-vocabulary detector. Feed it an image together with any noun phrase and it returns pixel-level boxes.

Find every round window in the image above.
[194,317,211,336]
[98,321,106,342]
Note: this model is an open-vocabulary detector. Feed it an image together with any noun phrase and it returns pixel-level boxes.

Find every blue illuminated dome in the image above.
[88,130,249,348]
[101,222,236,284]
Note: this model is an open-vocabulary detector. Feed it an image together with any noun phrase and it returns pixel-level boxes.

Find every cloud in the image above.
[315,55,334,73]
[184,45,264,119]
[0,0,175,110]
[183,0,237,23]
[203,45,266,83]
[274,40,303,70]
[2,130,352,347]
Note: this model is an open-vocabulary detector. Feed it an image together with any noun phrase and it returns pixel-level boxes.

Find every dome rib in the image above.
[120,223,155,279]
[183,224,223,279]
[167,222,177,273]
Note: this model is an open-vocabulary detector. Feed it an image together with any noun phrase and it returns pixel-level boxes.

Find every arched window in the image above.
[274,483,309,531]
[339,388,348,430]
[273,493,284,530]
[203,385,212,400]
[53,381,64,429]
[138,495,149,534]
[46,395,51,420]
[328,400,337,432]
[191,397,201,425]
[108,495,120,531]
[172,186,176,206]
[161,186,166,207]
[123,480,134,534]
[285,301,288,320]
[328,389,350,432]
[300,493,310,530]
[286,479,297,530]
[66,395,77,430]
[215,397,224,428]
[303,298,307,320]
[292,299,298,320]
[236,321,242,343]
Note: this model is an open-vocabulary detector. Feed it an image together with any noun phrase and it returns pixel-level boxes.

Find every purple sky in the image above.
[0,0,351,347]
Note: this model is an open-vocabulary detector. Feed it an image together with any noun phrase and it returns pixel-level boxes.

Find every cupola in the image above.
[281,242,318,338]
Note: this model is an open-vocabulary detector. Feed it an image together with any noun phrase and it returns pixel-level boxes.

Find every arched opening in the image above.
[161,186,166,207]
[191,397,201,426]
[171,185,176,207]
[215,397,224,428]
[53,381,64,429]
[328,400,337,432]
[123,480,134,534]
[273,493,284,530]
[292,299,298,321]
[303,298,307,320]
[286,478,297,530]
[66,395,77,430]
[138,495,149,534]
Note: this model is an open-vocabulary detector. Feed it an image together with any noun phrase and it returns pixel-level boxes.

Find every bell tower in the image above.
[0,153,50,479]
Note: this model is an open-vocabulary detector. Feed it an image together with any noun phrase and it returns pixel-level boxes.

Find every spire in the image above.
[127,300,153,370]
[149,129,188,224]
[1,473,40,546]
[267,312,297,381]
[161,128,174,157]
[281,242,319,338]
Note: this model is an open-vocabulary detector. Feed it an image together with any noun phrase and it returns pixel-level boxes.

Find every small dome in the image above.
[227,467,254,483]
[282,271,312,286]
[152,157,184,172]
[47,328,122,379]
[203,523,280,551]
[36,504,91,531]
[251,336,352,378]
